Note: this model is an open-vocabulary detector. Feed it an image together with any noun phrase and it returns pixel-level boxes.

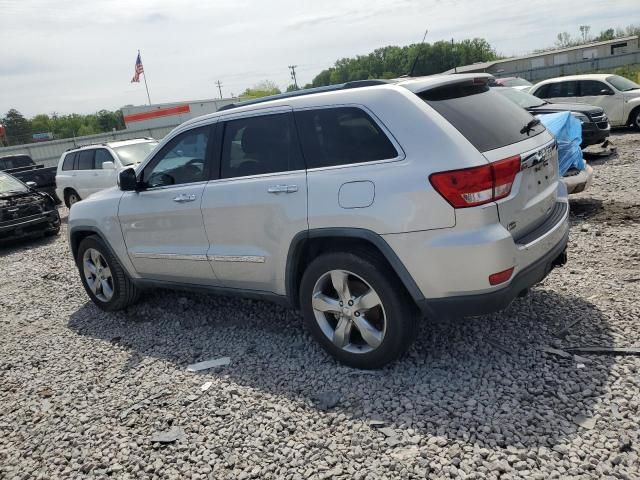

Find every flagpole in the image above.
[140,50,152,105]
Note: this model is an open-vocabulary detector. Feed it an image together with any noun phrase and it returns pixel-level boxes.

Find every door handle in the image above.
[173,194,197,203]
[267,184,298,194]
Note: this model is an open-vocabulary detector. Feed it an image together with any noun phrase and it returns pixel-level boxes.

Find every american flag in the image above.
[131,52,144,83]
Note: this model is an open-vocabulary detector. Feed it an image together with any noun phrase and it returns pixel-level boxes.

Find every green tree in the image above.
[241,80,281,99]
[1,109,32,145]
[285,84,299,92]
[31,114,52,135]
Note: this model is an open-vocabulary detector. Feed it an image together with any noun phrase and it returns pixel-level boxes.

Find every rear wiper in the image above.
[520,118,541,135]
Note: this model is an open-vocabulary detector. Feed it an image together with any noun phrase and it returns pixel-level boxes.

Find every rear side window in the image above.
[295,107,398,168]
[419,84,545,152]
[220,113,303,179]
[62,152,76,171]
[77,150,95,170]
[533,84,549,98]
[545,81,578,98]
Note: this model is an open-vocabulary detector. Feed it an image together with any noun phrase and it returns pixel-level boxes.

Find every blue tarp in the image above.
[537,112,585,176]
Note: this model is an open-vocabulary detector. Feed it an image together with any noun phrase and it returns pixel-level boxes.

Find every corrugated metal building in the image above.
[447,36,640,81]
[121,97,238,130]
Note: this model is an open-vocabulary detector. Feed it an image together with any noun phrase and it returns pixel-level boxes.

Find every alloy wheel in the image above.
[68,193,79,206]
[83,248,114,302]
[311,269,386,354]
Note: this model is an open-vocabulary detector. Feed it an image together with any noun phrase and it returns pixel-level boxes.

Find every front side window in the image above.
[77,150,95,170]
[94,149,114,169]
[580,81,612,96]
[294,107,398,168]
[220,113,302,179]
[142,126,210,188]
[62,152,76,171]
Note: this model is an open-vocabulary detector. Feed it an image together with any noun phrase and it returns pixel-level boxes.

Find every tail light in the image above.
[429,156,521,208]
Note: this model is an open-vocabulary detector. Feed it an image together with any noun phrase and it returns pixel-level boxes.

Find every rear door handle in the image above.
[268,184,298,194]
[173,194,197,203]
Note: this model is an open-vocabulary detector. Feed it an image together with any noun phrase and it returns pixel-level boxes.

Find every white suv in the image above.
[68,74,569,368]
[529,74,640,129]
[55,138,158,207]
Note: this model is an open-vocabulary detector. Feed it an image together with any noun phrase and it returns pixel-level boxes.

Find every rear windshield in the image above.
[418,84,545,152]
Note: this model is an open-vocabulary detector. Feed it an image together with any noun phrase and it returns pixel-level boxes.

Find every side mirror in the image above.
[25,181,37,188]
[101,161,115,170]
[118,168,138,191]
[600,89,614,95]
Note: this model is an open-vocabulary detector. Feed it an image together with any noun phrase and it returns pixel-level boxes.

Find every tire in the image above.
[65,190,81,208]
[299,251,418,369]
[76,235,140,311]
[45,227,60,237]
[631,108,640,131]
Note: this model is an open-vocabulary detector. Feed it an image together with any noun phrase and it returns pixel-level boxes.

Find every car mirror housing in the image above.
[118,168,138,191]
[600,89,614,95]
[25,181,37,188]
[102,161,115,170]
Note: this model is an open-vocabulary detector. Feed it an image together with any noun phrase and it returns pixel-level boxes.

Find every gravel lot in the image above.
[1,131,639,479]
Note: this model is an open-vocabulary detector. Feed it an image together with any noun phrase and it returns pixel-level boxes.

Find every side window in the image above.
[62,152,76,171]
[580,80,612,96]
[142,126,210,188]
[94,149,114,169]
[77,150,95,170]
[220,113,303,179]
[533,84,549,98]
[294,107,398,169]
[558,81,578,97]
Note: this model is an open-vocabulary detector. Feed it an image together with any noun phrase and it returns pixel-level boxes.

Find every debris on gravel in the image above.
[1,130,639,479]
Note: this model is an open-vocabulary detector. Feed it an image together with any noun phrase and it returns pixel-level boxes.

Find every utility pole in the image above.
[215,80,223,99]
[288,65,299,89]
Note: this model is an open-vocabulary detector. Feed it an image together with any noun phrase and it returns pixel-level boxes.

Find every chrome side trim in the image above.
[208,255,266,263]
[130,252,208,261]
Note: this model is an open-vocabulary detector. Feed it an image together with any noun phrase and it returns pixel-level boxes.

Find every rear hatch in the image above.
[414,78,558,239]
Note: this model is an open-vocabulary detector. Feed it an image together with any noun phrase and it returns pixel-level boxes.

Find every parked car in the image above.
[55,138,158,207]
[492,85,610,148]
[0,171,60,242]
[493,77,533,91]
[0,154,60,203]
[529,74,640,129]
[68,74,569,368]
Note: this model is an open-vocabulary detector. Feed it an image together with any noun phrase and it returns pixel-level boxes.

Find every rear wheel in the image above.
[65,189,81,208]
[300,252,417,369]
[631,108,640,131]
[77,235,140,311]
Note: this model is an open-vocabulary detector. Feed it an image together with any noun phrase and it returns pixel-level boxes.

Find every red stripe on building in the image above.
[124,104,191,123]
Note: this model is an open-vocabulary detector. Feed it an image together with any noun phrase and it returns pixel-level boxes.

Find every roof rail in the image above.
[64,142,107,152]
[218,79,394,112]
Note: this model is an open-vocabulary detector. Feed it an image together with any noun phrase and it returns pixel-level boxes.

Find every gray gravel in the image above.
[1,130,639,479]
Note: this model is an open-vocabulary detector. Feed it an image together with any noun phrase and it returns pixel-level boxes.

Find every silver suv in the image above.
[68,74,569,368]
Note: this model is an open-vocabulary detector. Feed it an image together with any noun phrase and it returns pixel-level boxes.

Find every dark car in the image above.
[492,86,610,148]
[0,171,60,242]
[0,154,60,203]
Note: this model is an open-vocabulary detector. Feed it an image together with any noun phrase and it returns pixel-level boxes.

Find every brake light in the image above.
[489,267,514,286]
[429,155,521,208]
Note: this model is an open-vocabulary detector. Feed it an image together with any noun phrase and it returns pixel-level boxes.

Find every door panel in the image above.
[89,148,118,196]
[201,110,307,294]
[579,80,623,125]
[118,124,218,284]
[119,183,217,283]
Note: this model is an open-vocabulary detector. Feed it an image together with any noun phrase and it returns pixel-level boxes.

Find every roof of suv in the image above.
[533,74,615,86]
[66,137,156,153]
[178,73,494,130]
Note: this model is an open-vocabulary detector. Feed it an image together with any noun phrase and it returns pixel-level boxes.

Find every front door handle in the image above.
[268,184,298,194]
[173,193,197,203]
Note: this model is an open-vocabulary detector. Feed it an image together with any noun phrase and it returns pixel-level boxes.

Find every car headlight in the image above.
[570,112,589,123]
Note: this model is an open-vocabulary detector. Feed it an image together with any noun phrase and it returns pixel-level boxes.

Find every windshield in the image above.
[501,78,533,87]
[607,75,640,92]
[494,86,546,108]
[114,141,158,166]
[0,173,28,194]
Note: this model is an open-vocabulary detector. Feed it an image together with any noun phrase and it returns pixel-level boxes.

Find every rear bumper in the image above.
[0,210,60,240]
[417,229,568,317]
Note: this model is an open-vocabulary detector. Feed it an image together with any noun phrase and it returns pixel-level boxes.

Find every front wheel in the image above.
[300,252,417,369]
[632,108,640,131]
[77,235,140,311]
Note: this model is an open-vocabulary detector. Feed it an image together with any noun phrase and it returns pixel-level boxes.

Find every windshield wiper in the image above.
[520,118,541,135]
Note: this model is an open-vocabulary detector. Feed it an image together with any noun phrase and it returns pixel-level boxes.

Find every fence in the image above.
[496,51,640,82]
[0,125,176,168]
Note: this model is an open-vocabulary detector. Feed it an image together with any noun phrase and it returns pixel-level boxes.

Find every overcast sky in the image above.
[1,0,637,117]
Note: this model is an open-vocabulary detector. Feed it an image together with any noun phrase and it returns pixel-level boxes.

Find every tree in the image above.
[241,80,281,99]
[1,109,32,145]
[286,84,299,92]
[555,32,574,48]
[596,28,616,41]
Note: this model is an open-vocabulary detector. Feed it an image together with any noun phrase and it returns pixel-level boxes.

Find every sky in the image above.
[1,0,638,117]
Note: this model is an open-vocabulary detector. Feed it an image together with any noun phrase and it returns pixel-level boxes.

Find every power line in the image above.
[215,80,223,99]
[288,65,299,89]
